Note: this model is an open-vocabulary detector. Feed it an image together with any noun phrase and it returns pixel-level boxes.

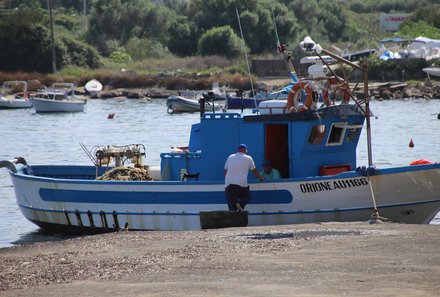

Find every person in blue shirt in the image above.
[260,160,282,180]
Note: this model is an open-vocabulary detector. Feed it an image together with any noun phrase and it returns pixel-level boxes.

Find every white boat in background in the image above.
[30,83,86,113]
[85,79,103,93]
[422,67,440,77]
[166,95,222,113]
[0,80,32,109]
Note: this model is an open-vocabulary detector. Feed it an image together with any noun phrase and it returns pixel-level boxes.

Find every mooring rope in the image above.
[366,172,394,224]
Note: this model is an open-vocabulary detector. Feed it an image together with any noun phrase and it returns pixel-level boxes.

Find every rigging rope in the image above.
[235,8,257,110]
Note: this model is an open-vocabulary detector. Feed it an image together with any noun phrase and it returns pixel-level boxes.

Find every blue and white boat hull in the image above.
[9,164,440,231]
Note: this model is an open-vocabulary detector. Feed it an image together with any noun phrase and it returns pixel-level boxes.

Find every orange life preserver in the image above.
[410,159,433,166]
[287,81,318,113]
[323,77,350,104]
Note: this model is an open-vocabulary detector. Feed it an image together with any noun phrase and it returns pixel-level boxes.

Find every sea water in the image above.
[0,98,439,248]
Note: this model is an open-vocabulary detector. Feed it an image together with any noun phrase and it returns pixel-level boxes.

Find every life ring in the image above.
[410,159,433,165]
[323,77,350,104]
[287,81,319,113]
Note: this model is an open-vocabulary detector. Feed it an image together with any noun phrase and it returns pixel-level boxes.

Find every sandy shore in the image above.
[1,222,439,296]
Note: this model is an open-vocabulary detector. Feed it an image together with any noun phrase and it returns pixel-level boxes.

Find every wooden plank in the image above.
[200,211,248,229]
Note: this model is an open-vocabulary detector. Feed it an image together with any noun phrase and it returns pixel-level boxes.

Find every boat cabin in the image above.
[160,104,365,181]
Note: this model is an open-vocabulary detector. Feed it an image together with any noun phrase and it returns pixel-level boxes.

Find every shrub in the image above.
[109,51,132,63]
[125,38,171,60]
[59,35,101,68]
[198,26,244,59]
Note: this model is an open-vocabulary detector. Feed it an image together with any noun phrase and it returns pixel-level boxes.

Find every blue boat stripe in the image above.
[18,199,440,216]
[39,188,293,204]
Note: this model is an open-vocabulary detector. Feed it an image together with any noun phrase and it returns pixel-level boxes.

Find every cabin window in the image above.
[326,123,346,146]
[345,126,362,142]
[308,125,326,145]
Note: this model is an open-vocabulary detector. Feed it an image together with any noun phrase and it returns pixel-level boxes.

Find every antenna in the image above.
[270,5,298,83]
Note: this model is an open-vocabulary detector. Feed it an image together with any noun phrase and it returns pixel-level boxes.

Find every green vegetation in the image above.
[0,7,100,73]
[198,26,243,58]
[0,0,439,76]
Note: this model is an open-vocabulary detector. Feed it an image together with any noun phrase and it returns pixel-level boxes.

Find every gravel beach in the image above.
[1,222,439,297]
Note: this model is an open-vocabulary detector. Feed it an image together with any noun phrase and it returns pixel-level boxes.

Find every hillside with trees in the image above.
[0,0,439,74]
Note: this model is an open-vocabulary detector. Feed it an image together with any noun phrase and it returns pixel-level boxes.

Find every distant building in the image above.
[380,13,412,32]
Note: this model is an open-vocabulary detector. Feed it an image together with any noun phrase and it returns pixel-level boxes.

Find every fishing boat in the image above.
[2,38,439,233]
[30,83,85,113]
[166,94,222,113]
[0,80,32,109]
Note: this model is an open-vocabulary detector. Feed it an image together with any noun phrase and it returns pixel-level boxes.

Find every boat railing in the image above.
[0,157,30,174]
[1,81,28,97]
[203,113,241,120]
[160,151,202,159]
[35,88,69,100]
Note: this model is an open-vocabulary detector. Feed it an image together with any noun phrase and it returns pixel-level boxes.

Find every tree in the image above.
[410,4,440,29]
[8,0,41,9]
[59,34,101,68]
[198,26,243,58]
[0,8,100,72]
[287,0,347,44]
[88,0,175,55]
[167,16,199,56]
[125,37,171,60]
[191,0,299,54]
[0,9,54,72]
[397,21,440,40]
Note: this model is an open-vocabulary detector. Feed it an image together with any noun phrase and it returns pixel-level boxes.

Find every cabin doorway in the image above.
[265,124,289,178]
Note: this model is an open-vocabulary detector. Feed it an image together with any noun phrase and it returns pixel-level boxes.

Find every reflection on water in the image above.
[0,98,439,248]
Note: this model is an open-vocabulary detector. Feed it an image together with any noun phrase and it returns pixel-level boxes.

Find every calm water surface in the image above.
[0,98,439,247]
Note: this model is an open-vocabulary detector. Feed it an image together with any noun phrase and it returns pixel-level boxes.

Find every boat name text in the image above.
[300,178,368,193]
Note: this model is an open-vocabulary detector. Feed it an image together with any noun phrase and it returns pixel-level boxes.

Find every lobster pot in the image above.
[258,100,288,115]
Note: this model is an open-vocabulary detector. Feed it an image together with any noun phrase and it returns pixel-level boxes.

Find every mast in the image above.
[83,0,87,30]
[271,5,298,82]
[363,63,373,167]
[47,0,57,73]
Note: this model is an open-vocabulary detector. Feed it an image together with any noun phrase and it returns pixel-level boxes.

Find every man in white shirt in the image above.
[224,144,264,211]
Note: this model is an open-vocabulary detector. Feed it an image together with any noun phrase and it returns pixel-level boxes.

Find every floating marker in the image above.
[108,113,115,119]
[409,139,414,148]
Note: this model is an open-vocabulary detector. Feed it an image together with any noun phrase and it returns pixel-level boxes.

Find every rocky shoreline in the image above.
[79,80,440,100]
[1,222,439,296]
[87,87,175,99]
[367,81,440,100]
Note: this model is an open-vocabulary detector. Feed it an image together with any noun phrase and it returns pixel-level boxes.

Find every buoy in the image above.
[108,113,115,119]
[437,113,440,120]
[409,139,414,148]
[410,159,433,165]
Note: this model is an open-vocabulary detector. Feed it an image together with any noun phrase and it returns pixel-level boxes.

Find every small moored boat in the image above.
[0,80,32,109]
[30,83,86,113]
[85,79,103,93]
[166,94,221,113]
[422,67,440,77]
